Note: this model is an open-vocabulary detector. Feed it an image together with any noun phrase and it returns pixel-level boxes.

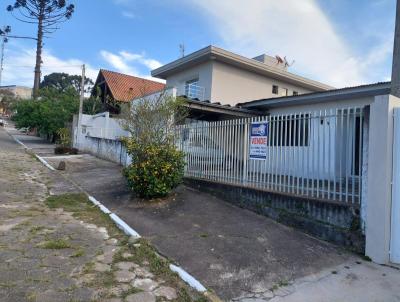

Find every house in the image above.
[151,46,333,106]
[92,69,165,115]
[0,85,32,99]
[0,85,32,115]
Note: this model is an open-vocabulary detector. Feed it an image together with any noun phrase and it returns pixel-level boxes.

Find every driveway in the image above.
[10,129,400,301]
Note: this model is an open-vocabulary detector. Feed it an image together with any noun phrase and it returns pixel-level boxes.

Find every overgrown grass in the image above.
[45,193,121,239]
[38,238,71,249]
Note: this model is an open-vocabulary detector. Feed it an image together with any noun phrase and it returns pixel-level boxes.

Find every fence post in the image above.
[243,120,249,184]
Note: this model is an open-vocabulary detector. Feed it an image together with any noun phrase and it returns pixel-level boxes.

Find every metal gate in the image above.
[391,108,400,264]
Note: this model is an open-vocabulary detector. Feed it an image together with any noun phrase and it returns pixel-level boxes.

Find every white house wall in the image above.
[165,61,213,101]
[211,61,312,105]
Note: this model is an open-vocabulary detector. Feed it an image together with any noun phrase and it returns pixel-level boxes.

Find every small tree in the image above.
[121,91,188,198]
[7,0,75,98]
[12,88,78,141]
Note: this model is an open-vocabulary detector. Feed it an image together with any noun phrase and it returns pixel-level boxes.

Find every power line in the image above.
[3,64,85,68]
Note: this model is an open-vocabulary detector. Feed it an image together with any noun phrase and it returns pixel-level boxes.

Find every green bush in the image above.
[123,138,185,198]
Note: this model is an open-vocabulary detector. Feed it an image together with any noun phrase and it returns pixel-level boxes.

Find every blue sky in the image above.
[0,0,396,88]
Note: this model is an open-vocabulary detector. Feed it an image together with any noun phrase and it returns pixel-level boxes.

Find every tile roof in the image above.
[99,69,165,102]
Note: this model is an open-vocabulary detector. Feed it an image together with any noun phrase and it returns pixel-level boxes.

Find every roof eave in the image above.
[151,46,333,91]
[240,83,392,110]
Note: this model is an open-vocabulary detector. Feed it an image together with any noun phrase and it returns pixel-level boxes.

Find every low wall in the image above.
[184,178,365,253]
[79,135,131,166]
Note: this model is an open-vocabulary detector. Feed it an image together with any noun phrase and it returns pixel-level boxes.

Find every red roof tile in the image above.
[99,69,165,102]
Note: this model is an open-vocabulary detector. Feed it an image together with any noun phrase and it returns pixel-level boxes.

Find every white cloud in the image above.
[1,43,98,87]
[187,0,392,87]
[122,11,136,19]
[100,50,163,81]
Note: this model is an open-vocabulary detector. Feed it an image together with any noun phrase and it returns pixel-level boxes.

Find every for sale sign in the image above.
[249,122,269,160]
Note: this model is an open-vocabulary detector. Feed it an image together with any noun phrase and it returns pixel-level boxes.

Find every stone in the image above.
[104,299,123,302]
[262,291,274,299]
[57,161,66,170]
[94,262,111,272]
[134,267,154,278]
[96,252,114,264]
[125,292,156,302]
[154,286,178,300]
[122,252,133,258]
[132,278,158,292]
[106,238,118,245]
[128,236,140,244]
[114,270,136,283]
[240,298,265,302]
[115,261,136,271]
[108,284,131,296]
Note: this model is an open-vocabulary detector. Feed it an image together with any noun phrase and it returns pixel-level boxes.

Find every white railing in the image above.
[185,83,205,101]
[175,107,365,204]
[84,126,128,140]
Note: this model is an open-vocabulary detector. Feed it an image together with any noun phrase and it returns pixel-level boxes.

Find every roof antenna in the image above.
[179,43,185,58]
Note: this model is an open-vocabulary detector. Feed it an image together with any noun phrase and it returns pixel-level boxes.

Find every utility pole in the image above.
[76,64,85,149]
[0,26,11,87]
[0,36,6,87]
[391,0,400,97]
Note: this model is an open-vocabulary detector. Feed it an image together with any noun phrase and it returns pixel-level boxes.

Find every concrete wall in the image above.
[185,178,364,251]
[365,94,400,264]
[165,61,213,101]
[210,61,312,105]
[164,60,320,106]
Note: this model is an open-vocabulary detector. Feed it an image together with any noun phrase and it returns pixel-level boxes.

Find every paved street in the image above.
[0,127,206,302]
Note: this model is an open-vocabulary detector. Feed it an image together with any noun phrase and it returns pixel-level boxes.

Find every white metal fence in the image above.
[175,107,365,204]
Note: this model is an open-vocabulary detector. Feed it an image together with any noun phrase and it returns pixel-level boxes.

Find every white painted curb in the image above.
[110,213,141,238]
[36,154,56,171]
[13,136,29,149]
[170,264,207,292]
[88,195,101,206]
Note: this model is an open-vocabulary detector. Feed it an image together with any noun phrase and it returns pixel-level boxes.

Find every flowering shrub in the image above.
[122,138,185,198]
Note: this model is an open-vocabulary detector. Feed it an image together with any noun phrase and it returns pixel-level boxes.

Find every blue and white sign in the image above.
[250,122,269,160]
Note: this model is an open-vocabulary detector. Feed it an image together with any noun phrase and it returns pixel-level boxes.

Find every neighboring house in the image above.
[92,69,165,115]
[0,85,32,115]
[151,45,333,106]
[0,85,32,99]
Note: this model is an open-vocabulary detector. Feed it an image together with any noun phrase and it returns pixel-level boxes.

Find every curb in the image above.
[9,131,210,296]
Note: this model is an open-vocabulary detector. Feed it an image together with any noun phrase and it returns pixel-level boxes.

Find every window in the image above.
[281,88,289,97]
[270,114,310,146]
[185,78,200,99]
[272,85,279,95]
[293,91,299,96]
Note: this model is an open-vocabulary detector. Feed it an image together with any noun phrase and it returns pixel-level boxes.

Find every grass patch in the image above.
[29,225,46,234]
[70,247,85,258]
[45,193,121,239]
[120,287,142,299]
[38,238,71,249]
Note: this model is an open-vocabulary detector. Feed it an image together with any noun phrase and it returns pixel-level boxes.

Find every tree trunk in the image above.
[33,16,43,99]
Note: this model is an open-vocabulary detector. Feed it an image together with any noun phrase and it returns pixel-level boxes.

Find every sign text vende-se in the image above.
[249,122,269,160]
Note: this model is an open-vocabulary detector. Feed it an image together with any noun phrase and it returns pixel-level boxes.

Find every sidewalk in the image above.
[9,128,400,302]
[0,127,208,302]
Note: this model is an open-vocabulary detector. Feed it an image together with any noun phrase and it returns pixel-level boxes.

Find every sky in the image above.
[0,0,397,88]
